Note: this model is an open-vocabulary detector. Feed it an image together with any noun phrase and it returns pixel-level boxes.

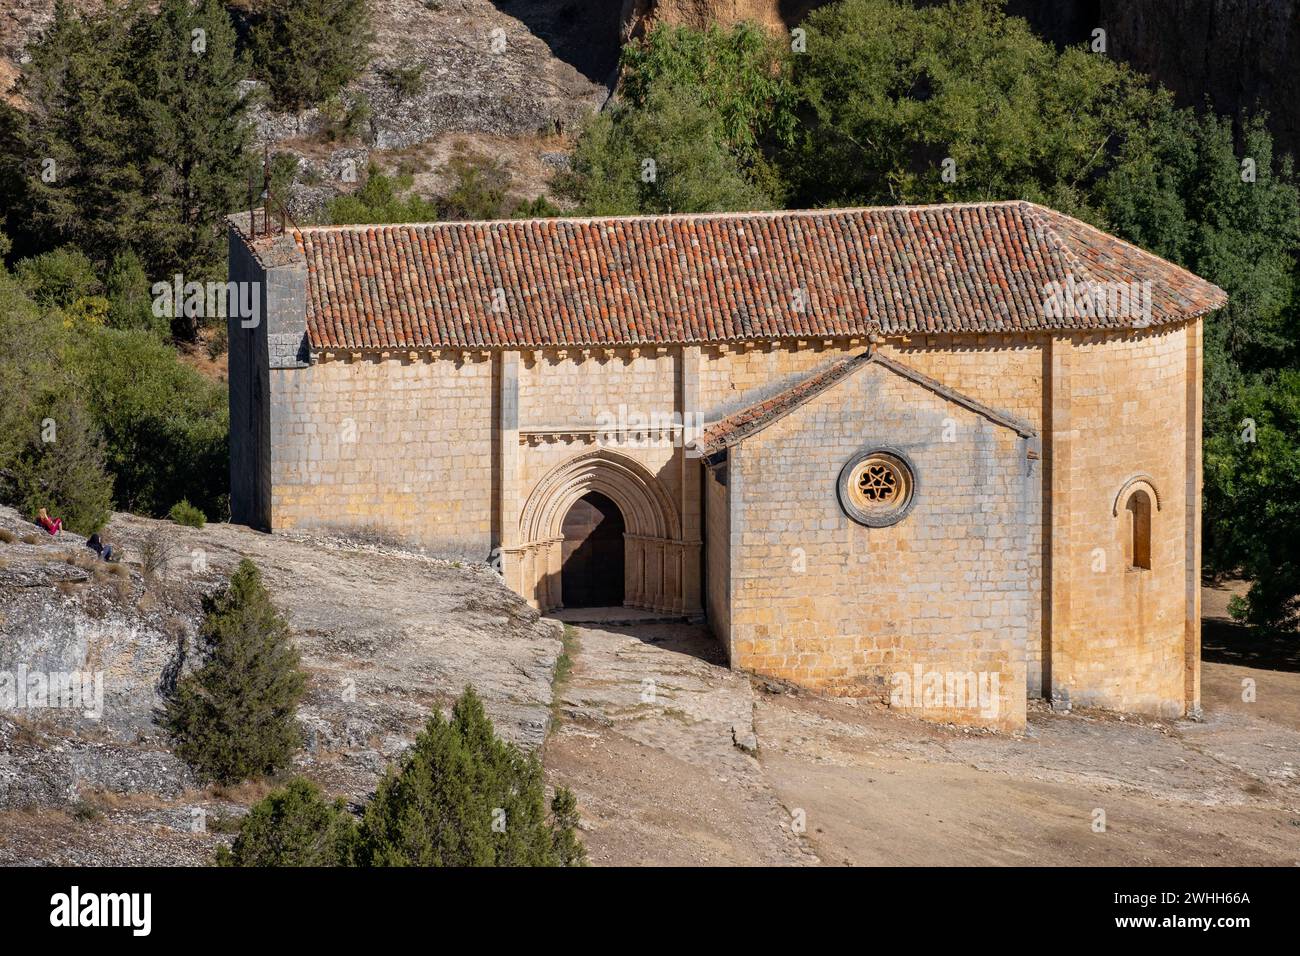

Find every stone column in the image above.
[1184,319,1203,717]
[521,546,537,609]
[625,535,644,607]
[678,345,704,614]
[646,538,665,611]
[663,542,683,613]
[547,538,563,611]
[1046,335,1073,704]
[496,351,520,586]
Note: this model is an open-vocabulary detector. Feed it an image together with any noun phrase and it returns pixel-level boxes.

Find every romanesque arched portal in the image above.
[509,450,686,613]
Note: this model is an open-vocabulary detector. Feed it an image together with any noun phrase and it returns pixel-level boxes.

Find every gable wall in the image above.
[877,335,1048,693]
[725,361,1034,729]
[699,343,858,422]
[881,335,1046,430]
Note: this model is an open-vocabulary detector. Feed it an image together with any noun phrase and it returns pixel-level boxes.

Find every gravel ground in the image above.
[545,618,1300,867]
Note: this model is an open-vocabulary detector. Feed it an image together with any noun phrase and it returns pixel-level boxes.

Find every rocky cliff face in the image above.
[2,1,1296,212]
[1,0,616,212]
[621,0,831,35]
[0,505,562,864]
[1011,0,1300,156]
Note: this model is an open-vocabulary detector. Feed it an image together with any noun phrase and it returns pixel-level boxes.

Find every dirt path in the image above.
[544,618,1300,867]
[544,621,817,866]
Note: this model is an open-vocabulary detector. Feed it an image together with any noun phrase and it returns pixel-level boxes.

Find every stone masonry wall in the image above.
[725,360,1034,730]
[880,335,1047,694]
[699,343,856,422]
[1047,323,1194,716]
[882,335,1046,430]
[518,349,677,428]
[248,319,1196,722]
[703,462,731,647]
[268,355,495,558]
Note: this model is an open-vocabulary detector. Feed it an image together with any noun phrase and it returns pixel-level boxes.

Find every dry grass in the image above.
[20,534,40,545]
[138,528,180,583]
[77,789,171,813]
[206,777,283,805]
[0,528,15,543]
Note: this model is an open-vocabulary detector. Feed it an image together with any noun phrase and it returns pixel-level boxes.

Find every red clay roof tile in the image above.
[250,201,1227,350]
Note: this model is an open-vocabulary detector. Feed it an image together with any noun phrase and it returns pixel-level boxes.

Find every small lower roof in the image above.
[693,350,1036,457]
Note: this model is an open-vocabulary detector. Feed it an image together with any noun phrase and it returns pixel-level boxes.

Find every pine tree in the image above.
[216,778,358,866]
[251,0,372,113]
[18,1,146,263]
[9,396,114,536]
[164,559,307,785]
[358,687,586,867]
[128,0,252,290]
[12,0,250,287]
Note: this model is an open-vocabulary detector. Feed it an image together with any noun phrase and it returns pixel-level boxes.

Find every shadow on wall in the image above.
[489,0,627,86]
[1005,0,1300,158]
[486,0,839,92]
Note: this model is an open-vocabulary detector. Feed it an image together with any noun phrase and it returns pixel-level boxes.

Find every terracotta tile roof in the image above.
[693,350,1036,457]
[273,201,1227,351]
[695,353,874,456]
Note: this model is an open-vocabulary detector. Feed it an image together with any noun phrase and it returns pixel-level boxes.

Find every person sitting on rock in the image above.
[86,532,113,561]
[36,507,62,536]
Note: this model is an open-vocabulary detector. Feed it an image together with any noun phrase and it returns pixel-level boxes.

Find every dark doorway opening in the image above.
[561,491,625,607]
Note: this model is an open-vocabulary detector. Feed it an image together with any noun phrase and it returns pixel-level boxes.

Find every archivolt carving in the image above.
[1112,474,1163,517]
[519,449,679,545]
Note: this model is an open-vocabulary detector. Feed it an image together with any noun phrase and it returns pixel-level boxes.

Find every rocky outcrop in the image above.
[3,2,1295,210]
[0,505,562,864]
[620,0,830,37]
[1,1,614,209]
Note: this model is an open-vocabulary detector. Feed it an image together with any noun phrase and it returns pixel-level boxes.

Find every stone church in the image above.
[226,200,1225,730]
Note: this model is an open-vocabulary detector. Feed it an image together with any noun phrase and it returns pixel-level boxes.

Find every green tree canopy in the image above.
[13,0,250,287]
[561,80,772,216]
[1205,371,1300,631]
[69,326,228,517]
[250,0,372,113]
[0,268,114,534]
[1100,110,1300,383]
[128,0,253,289]
[357,686,585,867]
[784,0,1161,215]
[216,778,359,866]
[620,21,795,189]
[7,396,114,536]
[163,559,307,785]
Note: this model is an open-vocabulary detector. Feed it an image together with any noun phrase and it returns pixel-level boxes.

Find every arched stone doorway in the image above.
[561,492,625,607]
[510,449,694,614]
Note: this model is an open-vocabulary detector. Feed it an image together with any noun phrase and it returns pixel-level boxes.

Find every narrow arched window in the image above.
[1124,490,1152,570]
